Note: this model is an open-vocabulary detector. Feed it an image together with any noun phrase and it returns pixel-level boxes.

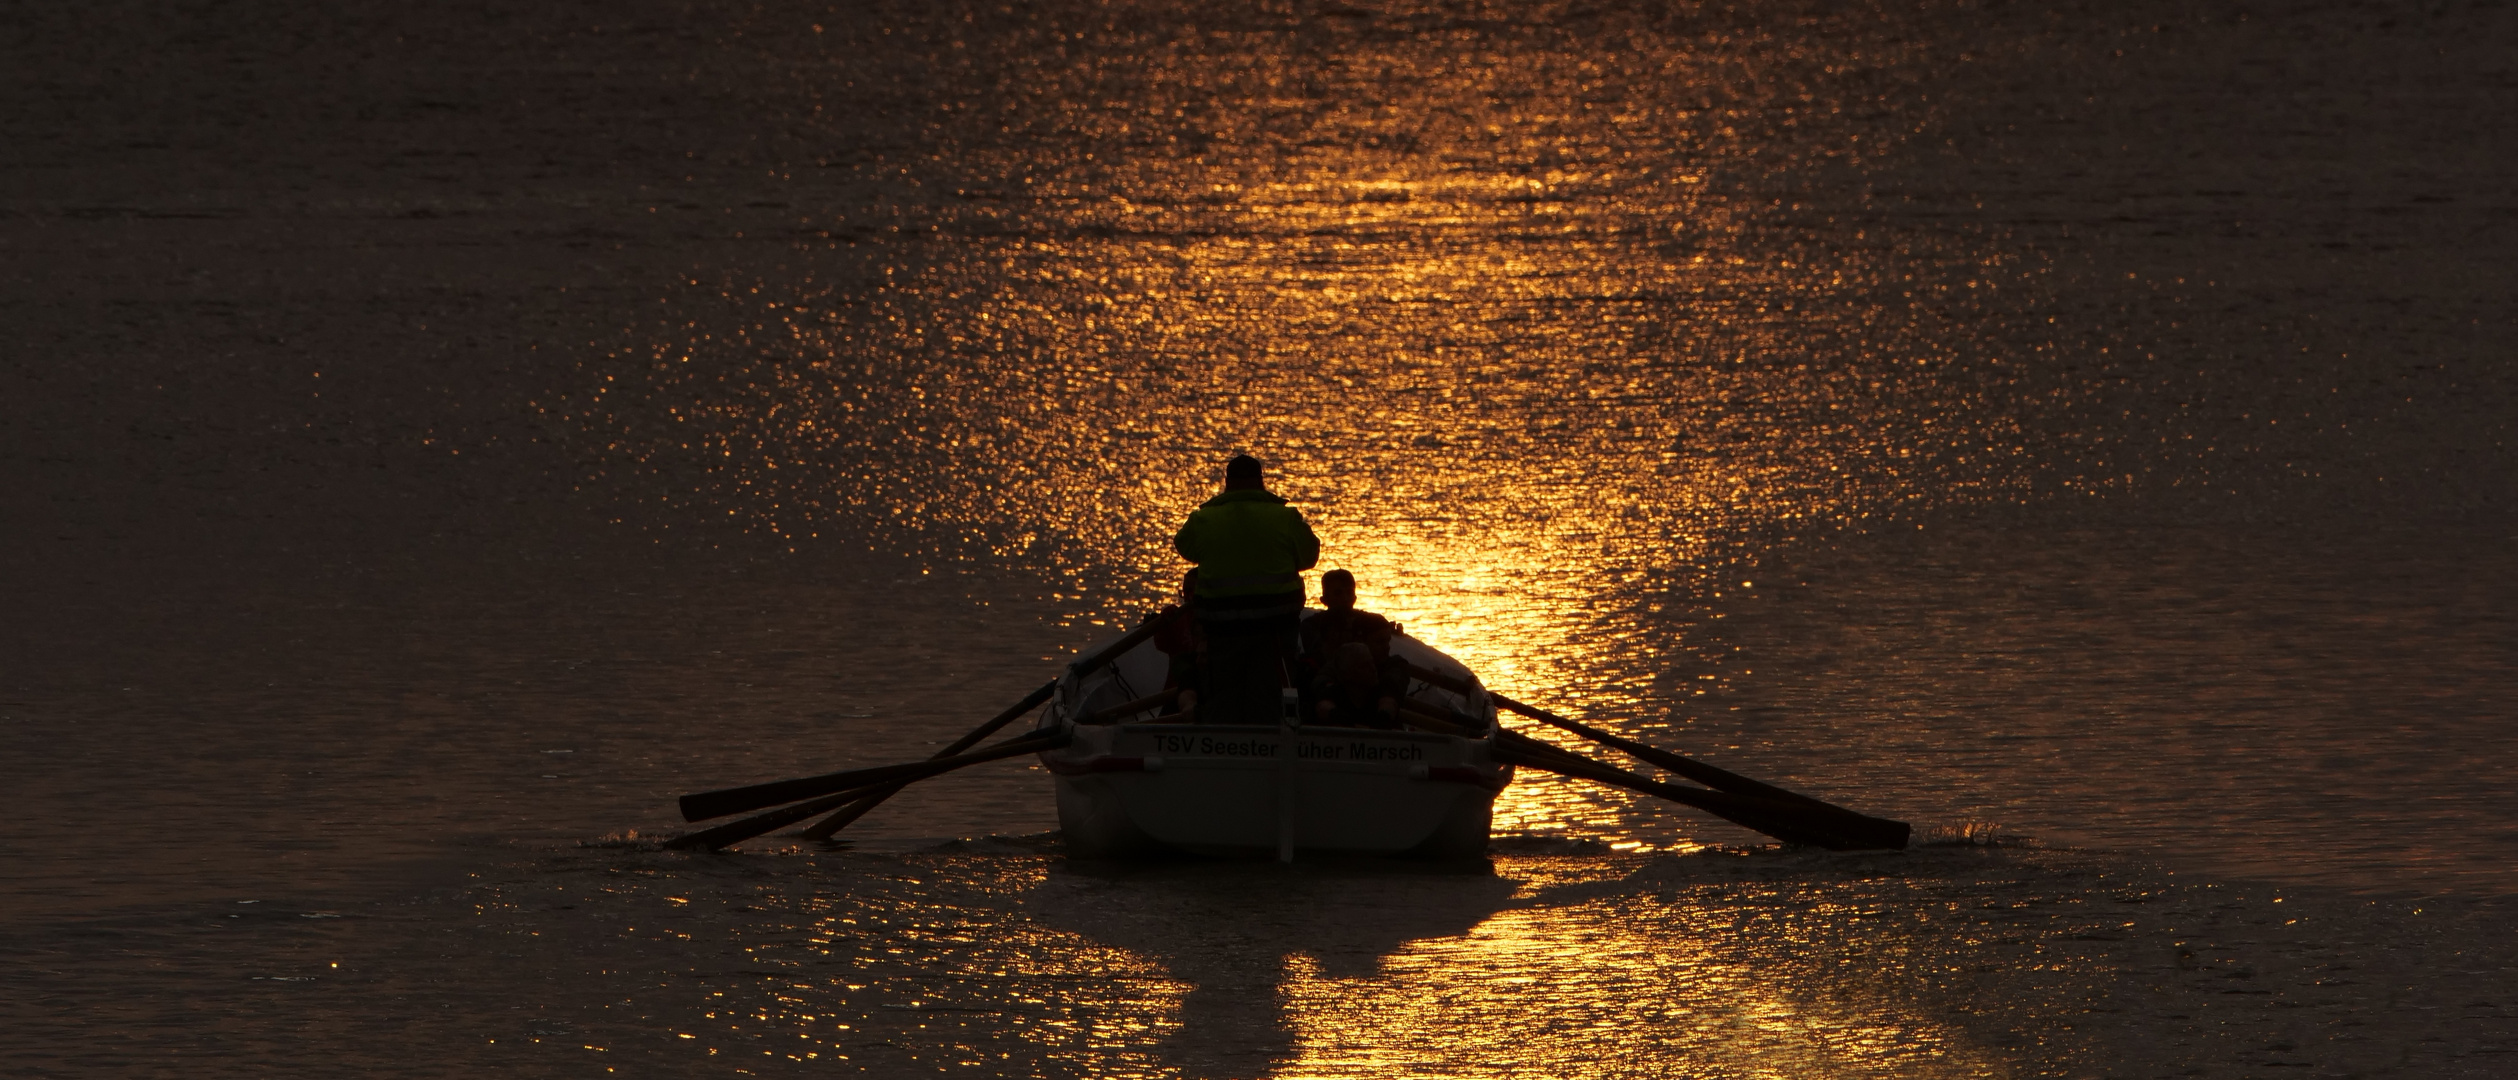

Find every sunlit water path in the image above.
[546,0,2518,881]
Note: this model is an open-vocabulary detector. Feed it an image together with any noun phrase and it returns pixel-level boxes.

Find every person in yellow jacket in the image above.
[1174,453,1320,724]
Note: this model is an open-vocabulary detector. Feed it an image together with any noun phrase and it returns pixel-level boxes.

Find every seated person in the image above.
[1153,569,1202,719]
[1308,642,1406,729]
[1299,569,1400,667]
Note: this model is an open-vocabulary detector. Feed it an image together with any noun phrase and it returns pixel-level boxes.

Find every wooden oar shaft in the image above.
[798,678,1060,841]
[1367,683,1903,847]
[1397,703,1615,783]
[1492,744,1808,843]
[1393,701,1664,783]
[1496,727,1624,772]
[796,782,915,843]
[1493,744,1906,850]
[791,612,1168,841]
[680,730,1067,823]
[1401,661,1862,814]
[1490,692,1837,812]
[671,612,1168,841]
[1396,700,1704,801]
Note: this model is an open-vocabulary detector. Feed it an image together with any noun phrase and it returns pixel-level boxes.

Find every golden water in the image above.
[6,0,2516,1076]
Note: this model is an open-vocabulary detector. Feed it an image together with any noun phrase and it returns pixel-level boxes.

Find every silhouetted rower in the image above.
[1299,568,1398,664]
[1173,454,1320,725]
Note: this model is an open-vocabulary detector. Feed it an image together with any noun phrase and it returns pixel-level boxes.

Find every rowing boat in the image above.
[1035,617,1511,860]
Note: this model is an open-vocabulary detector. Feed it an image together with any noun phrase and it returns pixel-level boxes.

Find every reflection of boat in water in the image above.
[1037,617,1509,860]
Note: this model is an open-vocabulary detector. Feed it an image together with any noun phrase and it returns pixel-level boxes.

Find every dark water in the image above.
[6,0,2516,1075]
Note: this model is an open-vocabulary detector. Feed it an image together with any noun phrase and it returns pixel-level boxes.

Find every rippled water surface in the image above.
[5,0,2516,1075]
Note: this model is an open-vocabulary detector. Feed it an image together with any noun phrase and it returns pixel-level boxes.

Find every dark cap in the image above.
[1225,454,1263,483]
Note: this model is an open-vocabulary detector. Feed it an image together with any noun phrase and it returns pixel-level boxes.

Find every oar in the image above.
[1390,693,1905,849]
[798,610,1177,840]
[796,679,1057,841]
[666,780,899,851]
[1499,694,1841,811]
[679,730,1069,823]
[1490,740,1907,850]
[1397,699,1673,780]
[1403,662,1886,819]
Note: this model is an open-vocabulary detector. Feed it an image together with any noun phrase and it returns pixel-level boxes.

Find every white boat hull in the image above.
[1038,621,1509,860]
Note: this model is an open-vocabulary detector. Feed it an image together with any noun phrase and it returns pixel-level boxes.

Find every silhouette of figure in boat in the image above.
[1308,642,1408,728]
[1173,454,1319,725]
[1298,568,1399,662]
[1153,569,1202,718]
[1300,569,1408,727]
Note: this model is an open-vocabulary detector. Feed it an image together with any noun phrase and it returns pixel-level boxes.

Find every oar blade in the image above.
[664,783,886,852]
[679,758,939,823]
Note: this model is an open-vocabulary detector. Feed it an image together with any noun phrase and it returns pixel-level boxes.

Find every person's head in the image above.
[1320,568,1356,612]
[1223,453,1263,489]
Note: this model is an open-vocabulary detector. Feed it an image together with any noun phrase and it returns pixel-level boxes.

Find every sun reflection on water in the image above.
[601,854,2008,1079]
[563,1,2035,849]
[1275,901,1996,1080]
